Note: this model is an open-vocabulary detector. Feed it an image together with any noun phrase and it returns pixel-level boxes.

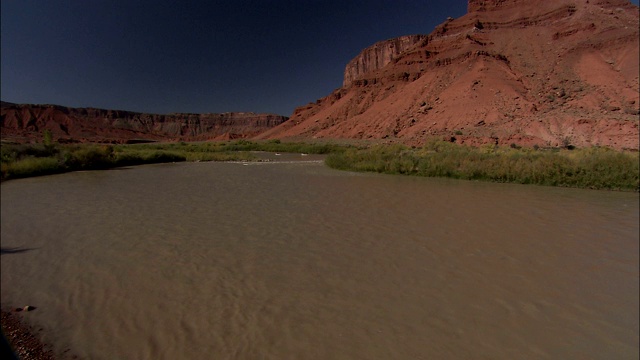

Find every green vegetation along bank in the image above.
[2,138,638,191]
[0,139,349,181]
[325,141,639,191]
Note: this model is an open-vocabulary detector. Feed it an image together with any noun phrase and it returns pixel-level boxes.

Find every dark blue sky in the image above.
[1,1,637,116]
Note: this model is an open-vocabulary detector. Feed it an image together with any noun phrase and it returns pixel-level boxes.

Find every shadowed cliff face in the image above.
[0,102,288,143]
[259,0,639,150]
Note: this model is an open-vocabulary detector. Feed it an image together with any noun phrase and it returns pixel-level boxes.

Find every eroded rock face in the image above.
[259,0,639,150]
[0,102,288,143]
[343,35,427,87]
[468,0,521,13]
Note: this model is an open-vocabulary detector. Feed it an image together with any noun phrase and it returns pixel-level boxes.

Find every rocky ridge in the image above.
[258,0,639,150]
[0,102,288,143]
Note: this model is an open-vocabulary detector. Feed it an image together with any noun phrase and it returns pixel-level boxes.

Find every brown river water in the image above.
[1,154,638,359]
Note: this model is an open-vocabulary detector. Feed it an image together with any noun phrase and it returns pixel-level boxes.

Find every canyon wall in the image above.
[259,0,639,150]
[0,102,288,143]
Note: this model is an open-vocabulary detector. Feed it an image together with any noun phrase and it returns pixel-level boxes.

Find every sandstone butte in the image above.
[257,0,640,150]
[1,0,639,150]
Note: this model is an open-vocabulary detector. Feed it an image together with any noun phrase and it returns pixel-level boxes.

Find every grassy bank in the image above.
[118,139,349,157]
[325,141,639,191]
[0,139,351,181]
[2,139,638,191]
[0,143,187,180]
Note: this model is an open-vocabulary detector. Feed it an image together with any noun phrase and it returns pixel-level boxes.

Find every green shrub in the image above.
[62,145,115,170]
[114,150,186,166]
[43,129,54,150]
[1,157,62,179]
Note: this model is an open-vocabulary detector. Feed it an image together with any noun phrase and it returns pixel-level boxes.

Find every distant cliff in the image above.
[343,35,427,87]
[0,102,288,143]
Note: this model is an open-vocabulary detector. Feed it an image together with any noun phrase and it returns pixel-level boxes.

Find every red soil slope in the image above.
[258,0,639,150]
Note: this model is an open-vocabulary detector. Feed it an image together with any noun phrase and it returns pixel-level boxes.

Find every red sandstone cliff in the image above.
[258,0,639,150]
[343,35,428,87]
[0,102,288,143]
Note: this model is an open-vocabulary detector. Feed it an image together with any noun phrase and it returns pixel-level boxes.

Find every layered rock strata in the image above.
[258,0,639,150]
[0,102,288,143]
[343,35,428,87]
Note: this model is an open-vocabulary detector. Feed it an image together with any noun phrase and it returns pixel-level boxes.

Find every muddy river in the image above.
[1,154,638,359]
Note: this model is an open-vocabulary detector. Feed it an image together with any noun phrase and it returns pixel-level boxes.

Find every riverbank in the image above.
[2,139,638,191]
[0,139,350,181]
[1,309,55,360]
[326,141,639,191]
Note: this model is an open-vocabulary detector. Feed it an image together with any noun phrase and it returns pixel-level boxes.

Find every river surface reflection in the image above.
[1,156,638,359]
